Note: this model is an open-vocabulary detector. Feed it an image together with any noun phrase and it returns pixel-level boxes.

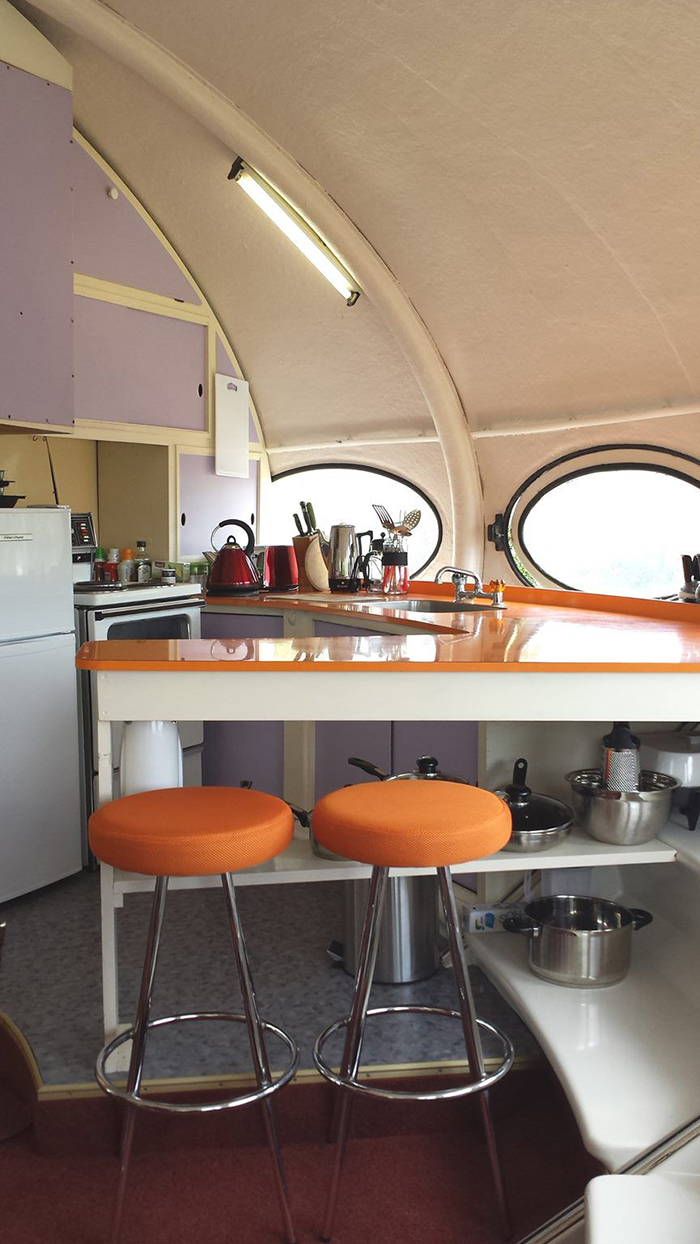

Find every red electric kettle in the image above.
[206,519,261,595]
[263,545,299,591]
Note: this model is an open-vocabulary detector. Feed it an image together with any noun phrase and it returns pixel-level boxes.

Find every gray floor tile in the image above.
[0,870,539,1084]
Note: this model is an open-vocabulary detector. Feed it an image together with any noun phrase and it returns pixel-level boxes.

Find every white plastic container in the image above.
[638,732,700,787]
[119,721,183,795]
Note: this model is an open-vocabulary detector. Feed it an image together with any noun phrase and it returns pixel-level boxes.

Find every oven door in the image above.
[84,598,203,776]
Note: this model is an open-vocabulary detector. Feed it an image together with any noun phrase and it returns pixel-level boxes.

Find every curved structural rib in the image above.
[28,0,484,567]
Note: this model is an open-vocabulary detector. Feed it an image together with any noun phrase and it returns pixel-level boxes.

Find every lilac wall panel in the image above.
[315,721,392,801]
[73,297,206,428]
[216,335,258,443]
[201,611,284,795]
[72,141,197,302]
[0,64,73,426]
[179,452,258,558]
[393,721,478,783]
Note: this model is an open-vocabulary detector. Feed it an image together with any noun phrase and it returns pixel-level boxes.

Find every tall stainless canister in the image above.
[342,875,440,983]
[337,755,470,983]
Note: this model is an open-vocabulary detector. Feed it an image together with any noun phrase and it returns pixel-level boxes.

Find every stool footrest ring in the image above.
[313,1005,514,1102]
[96,1011,299,1114]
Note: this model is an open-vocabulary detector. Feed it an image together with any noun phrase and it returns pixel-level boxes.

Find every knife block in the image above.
[292,535,315,592]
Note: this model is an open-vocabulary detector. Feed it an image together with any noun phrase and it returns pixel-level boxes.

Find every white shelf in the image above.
[113,827,676,895]
[470,914,700,1172]
[586,1172,700,1244]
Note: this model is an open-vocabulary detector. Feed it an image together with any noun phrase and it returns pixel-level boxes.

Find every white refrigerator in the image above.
[0,507,82,902]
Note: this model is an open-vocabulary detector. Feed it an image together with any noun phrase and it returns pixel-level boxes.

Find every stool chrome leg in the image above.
[222,873,296,1244]
[322,865,389,1242]
[437,867,512,1239]
[111,874,168,1244]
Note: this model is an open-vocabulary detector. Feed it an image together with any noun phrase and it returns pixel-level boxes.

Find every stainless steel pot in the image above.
[348,754,471,785]
[494,758,573,853]
[503,895,652,987]
[566,769,678,845]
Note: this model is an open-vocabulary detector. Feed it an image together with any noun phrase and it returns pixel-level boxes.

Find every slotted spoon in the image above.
[395,509,421,535]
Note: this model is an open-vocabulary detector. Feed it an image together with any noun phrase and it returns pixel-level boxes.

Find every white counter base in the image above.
[470,904,700,1172]
[585,1171,700,1244]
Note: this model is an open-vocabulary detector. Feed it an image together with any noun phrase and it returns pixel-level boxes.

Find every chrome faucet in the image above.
[434,566,505,607]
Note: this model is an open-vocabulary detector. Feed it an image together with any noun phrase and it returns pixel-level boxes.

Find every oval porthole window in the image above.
[504,446,700,598]
[265,464,443,576]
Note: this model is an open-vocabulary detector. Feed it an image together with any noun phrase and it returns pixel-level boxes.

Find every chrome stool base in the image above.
[316,864,514,1241]
[96,873,297,1244]
[97,1012,299,1112]
[314,1005,513,1101]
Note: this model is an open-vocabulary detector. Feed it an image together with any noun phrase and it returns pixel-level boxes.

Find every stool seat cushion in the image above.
[89,787,293,876]
[313,781,511,867]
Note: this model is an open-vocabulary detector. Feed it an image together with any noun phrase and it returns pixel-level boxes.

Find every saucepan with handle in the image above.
[502,895,653,987]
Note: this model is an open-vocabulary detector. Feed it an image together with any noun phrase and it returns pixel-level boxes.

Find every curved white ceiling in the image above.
[61,0,700,430]
[15,0,700,570]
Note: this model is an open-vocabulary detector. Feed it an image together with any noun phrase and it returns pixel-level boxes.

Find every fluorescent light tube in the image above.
[229,160,360,305]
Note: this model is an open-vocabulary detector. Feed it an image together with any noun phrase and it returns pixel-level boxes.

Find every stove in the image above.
[74,578,204,853]
[74,581,203,608]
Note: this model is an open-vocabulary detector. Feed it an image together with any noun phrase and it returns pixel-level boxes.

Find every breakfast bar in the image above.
[74,585,700,1226]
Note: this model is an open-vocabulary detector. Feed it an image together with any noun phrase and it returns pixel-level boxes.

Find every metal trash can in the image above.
[342,875,441,983]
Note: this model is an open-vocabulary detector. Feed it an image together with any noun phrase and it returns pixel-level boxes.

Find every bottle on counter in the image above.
[135,540,151,583]
[93,547,106,583]
[103,548,120,583]
[381,533,409,595]
[118,548,136,583]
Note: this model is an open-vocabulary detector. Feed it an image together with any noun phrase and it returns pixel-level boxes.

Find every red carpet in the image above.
[1,1067,600,1243]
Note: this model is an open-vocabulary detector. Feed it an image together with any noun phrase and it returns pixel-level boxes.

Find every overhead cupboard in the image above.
[1,62,261,474]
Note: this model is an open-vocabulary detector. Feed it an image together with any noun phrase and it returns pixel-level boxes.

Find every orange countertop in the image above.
[76,586,700,673]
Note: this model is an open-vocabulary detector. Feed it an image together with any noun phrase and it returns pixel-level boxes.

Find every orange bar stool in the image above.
[312,780,515,1240]
[89,786,298,1244]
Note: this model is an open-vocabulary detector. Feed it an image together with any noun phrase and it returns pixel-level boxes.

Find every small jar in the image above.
[118,548,135,583]
[103,548,120,583]
[93,547,106,583]
[135,539,151,583]
[161,567,177,586]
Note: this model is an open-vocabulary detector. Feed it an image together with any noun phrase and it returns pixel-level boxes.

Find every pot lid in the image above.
[495,759,573,832]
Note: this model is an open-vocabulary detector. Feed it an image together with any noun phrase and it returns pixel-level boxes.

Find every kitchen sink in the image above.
[376,597,500,612]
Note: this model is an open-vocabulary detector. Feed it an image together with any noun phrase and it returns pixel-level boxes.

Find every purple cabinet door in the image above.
[73,297,207,429]
[200,611,284,796]
[72,141,197,302]
[0,65,73,426]
[179,454,258,559]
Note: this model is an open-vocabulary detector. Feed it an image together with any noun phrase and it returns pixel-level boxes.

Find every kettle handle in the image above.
[211,519,255,556]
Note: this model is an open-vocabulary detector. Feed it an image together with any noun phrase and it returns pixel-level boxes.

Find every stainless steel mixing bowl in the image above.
[566,768,678,845]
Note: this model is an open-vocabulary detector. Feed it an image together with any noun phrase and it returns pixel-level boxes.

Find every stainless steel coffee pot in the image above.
[328,523,358,591]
